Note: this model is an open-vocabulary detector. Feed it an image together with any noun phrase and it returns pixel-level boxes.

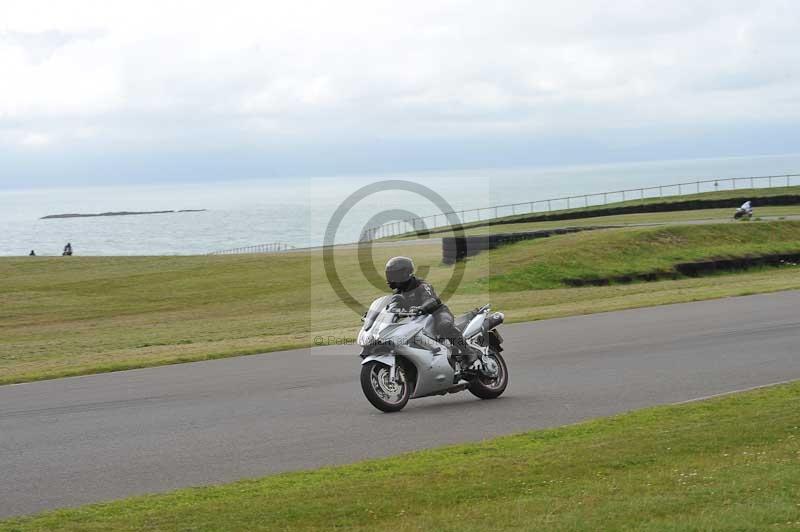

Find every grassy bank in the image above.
[3,380,799,530]
[2,222,800,384]
[383,185,800,239]
[469,221,800,291]
[447,206,800,237]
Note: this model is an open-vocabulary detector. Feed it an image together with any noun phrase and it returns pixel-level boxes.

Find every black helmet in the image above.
[385,256,415,287]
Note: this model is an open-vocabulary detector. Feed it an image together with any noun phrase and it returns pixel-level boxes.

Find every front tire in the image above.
[360,361,410,412]
[468,350,508,399]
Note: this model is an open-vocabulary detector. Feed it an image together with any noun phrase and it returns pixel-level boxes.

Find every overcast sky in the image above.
[2,0,799,188]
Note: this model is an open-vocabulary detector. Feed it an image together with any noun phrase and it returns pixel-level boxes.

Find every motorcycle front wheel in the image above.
[468,350,508,400]
[360,361,410,412]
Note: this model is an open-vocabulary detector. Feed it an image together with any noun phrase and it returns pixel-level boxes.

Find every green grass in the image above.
[2,222,800,385]
[0,243,441,384]
[384,185,800,239]
[467,221,800,291]
[448,205,800,237]
[3,380,800,531]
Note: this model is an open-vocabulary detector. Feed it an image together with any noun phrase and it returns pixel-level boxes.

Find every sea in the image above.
[2,154,799,256]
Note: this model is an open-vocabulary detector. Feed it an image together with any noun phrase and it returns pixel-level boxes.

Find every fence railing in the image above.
[209,242,295,255]
[360,173,800,241]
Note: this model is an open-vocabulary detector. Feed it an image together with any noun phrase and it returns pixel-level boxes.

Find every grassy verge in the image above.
[467,221,800,291]
[3,380,800,531]
[2,222,800,385]
[447,206,800,237]
[383,185,800,239]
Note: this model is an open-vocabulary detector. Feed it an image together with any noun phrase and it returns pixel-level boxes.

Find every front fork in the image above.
[361,353,399,382]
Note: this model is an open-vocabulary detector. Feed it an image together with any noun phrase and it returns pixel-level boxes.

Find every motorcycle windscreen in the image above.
[363,295,392,331]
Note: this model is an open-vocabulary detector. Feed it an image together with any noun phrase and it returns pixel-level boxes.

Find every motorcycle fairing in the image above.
[462,313,486,338]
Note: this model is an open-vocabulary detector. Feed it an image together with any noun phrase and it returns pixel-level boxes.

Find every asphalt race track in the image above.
[1,291,799,518]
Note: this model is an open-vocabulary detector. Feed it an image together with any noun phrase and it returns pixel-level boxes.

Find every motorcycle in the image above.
[357,295,509,412]
[734,202,753,220]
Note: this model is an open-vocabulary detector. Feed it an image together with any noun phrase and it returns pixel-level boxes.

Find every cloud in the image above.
[0,0,799,184]
[19,132,51,146]
[0,29,104,63]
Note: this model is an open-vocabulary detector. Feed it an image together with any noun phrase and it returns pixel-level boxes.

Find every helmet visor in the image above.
[385,267,412,284]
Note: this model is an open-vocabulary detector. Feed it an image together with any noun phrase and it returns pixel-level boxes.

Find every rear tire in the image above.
[360,361,410,412]
[468,350,508,399]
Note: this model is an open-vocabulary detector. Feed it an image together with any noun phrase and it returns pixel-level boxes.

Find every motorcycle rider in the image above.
[734,200,753,219]
[384,256,478,368]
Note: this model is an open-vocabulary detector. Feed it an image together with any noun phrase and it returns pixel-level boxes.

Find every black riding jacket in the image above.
[392,277,444,314]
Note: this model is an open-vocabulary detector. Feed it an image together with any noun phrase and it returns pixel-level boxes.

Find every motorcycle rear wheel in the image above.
[468,350,508,399]
[361,361,410,412]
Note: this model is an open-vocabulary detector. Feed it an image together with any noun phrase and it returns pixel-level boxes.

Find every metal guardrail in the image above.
[360,173,800,241]
[209,242,295,255]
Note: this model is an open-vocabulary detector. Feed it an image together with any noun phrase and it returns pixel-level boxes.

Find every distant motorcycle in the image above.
[734,201,753,220]
[357,295,509,412]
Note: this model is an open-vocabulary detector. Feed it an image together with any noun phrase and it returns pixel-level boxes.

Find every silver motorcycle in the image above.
[357,295,509,412]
